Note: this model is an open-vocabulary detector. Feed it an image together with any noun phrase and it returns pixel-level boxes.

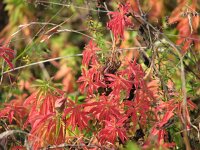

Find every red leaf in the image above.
[0,46,15,68]
[107,3,132,40]
[187,98,197,110]
[23,90,61,116]
[106,73,133,96]
[55,96,67,108]
[128,60,145,89]
[82,40,100,66]
[62,98,90,131]
[11,146,26,150]
[158,109,174,128]
[88,95,122,121]
[77,67,106,94]
[98,117,127,144]
[168,2,200,52]
[27,112,65,149]
[31,113,55,134]
[0,95,27,124]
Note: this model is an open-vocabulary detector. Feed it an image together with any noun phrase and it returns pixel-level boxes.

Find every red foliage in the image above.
[105,73,132,97]
[62,98,90,131]
[168,0,199,53]
[145,95,197,149]
[0,94,27,124]
[77,40,106,94]
[147,128,176,149]
[88,95,122,121]
[77,67,103,94]
[1,1,198,149]
[107,3,132,40]
[28,112,65,149]
[23,91,57,117]
[148,0,164,19]
[124,92,151,128]
[82,40,100,66]
[11,146,26,150]
[22,88,66,149]
[98,117,127,144]
[0,46,15,68]
[128,60,145,89]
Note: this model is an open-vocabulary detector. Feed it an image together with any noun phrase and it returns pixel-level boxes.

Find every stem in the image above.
[36,0,110,13]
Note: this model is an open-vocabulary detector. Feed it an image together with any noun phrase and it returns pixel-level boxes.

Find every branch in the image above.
[45,143,97,149]
[1,47,146,76]
[36,1,110,13]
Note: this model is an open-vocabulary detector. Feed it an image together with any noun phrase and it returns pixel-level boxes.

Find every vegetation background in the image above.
[0,0,200,149]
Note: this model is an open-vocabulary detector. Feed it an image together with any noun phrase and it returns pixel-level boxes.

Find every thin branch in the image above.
[56,29,96,40]
[36,0,110,13]
[1,54,83,75]
[0,130,28,139]
[160,33,200,42]
[0,61,5,85]
[103,2,114,44]
[136,0,144,17]
[11,22,58,37]
[128,28,200,42]
[1,47,146,76]
[45,143,97,149]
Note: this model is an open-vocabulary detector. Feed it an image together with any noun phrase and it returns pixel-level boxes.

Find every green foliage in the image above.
[125,141,140,150]
[33,79,56,94]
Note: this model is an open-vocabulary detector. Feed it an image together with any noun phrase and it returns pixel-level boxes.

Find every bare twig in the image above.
[36,1,110,13]
[129,28,200,42]
[103,2,114,44]
[136,0,143,16]
[0,130,28,139]
[56,29,96,40]
[1,47,146,76]
[1,54,83,75]
[45,143,97,149]
[0,61,5,85]
[11,22,58,38]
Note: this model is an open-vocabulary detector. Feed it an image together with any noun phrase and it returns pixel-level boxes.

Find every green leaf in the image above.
[125,141,140,150]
